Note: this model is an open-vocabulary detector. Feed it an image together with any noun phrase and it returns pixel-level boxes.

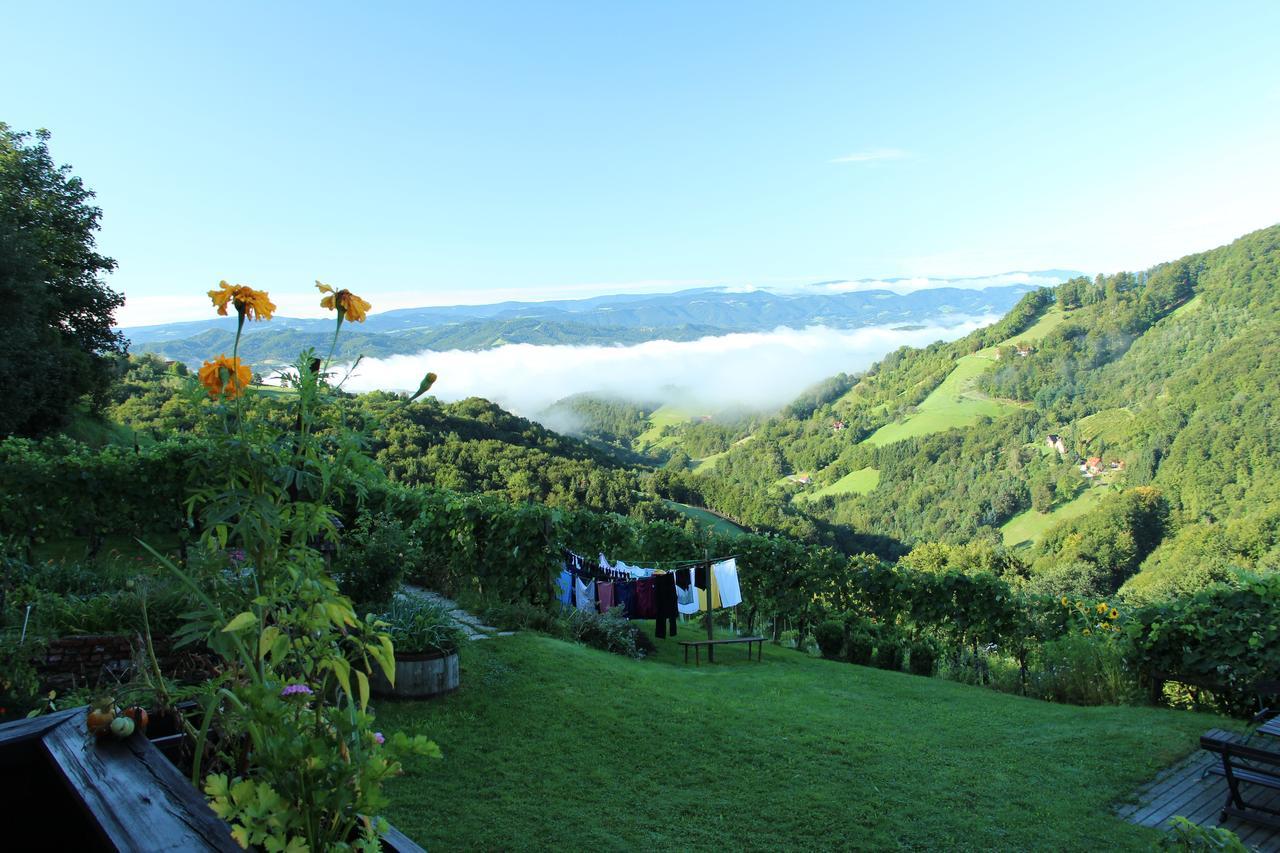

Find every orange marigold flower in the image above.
[208,281,276,321]
[316,281,372,323]
[198,354,252,399]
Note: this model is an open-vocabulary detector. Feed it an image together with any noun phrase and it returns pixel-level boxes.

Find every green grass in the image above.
[860,308,1066,448]
[1077,408,1138,446]
[690,450,725,472]
[633,404,693,450]
[662,499,747,536]
[379,632,1222,851]
[864,355,1019,446]
[797,467,880,501]
[1001,485,1107,548]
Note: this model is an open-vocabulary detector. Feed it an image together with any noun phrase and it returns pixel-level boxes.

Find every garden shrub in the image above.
[874,631,905,671]
[908,638,939,676]
[815,620,844,659]
[844,630,875,666]
[562,607,646,659]
[336,511,422,609]
[1030,633,1138,706]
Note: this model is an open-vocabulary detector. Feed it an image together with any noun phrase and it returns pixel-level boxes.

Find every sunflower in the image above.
[208,281,276,321]
[198,354,252,399]
[1096,602,1108,615]
[316,281,372,323]
[1060,595,1070,608]
[1109,608,1119,620]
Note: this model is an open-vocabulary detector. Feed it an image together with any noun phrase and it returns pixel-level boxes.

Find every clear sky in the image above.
[5,2,1280,326]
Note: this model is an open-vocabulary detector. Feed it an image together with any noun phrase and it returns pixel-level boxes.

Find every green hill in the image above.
[655,224,1280,600]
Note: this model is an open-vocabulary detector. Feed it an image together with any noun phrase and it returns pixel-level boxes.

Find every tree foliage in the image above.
[0,124,125,436]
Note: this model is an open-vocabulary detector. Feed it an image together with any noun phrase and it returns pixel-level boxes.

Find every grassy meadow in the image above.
[380,632,1222,852]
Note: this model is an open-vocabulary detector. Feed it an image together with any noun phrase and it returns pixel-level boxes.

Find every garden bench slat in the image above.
[678,636,765,665]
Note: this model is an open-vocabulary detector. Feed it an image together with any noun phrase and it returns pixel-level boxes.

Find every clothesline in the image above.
[558,549,744,640]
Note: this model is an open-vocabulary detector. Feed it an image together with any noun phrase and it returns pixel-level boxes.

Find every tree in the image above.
[0,124,125,436]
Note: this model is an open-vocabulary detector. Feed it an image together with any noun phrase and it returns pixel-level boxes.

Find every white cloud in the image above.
[340,317,998,417]
[809,271,1070,296]
[830,148,909,164]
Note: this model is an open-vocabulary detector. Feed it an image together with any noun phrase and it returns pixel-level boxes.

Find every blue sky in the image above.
[5,2,1280,326]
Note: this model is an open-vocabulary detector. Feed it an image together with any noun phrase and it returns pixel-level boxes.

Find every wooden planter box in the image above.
[371,649,460,699]
[0,708,425,852]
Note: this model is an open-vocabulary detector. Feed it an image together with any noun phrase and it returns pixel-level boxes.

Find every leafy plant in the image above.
[146,280,441,851]
[815,620,844,660]
[375,595,464,657]
[908,638,939,677]
[1159,816,1250,852]
[874,632,905,672]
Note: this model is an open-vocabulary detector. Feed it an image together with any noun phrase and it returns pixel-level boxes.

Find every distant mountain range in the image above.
[124,272,1081,367]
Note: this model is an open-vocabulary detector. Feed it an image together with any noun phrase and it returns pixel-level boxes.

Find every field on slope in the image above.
[662,499,747,535]
[633,404,692,451]
[381,632,1221,851]
[862,307,1064,448]
[1001,484,1108,548]
[796,466,881,501]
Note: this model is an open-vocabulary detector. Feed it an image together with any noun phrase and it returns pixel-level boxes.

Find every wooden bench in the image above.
[679,636,764,665]
[1200,728,1280,829]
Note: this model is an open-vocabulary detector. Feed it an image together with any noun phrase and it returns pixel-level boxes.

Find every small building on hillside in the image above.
[831,420,847,432]
[788,474,812,485]
[1085,456,1103,475]
[1046,434,1067,455]
[1015,343,1034,357]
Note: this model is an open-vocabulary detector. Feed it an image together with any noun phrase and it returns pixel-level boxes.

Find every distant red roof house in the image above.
[831,421,847,431]
[1085,456,1103,473]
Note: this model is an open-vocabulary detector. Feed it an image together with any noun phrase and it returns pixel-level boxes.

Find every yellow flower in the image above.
[1082,628,1091,636]
[208,281,275,321]
[1096,602,1108,615]
[1060,596,1070,608]
[316,281,372,323]
[1109,608,1119,620]
[1075,600,1084,610]
[198,354,252,399]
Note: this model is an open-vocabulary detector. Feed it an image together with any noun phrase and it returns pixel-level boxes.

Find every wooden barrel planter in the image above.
[371,649,460,699]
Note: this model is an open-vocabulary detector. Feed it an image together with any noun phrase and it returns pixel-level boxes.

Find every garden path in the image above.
[401,585,514,641]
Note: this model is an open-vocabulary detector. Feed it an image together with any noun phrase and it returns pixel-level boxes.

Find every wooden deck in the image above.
[1117,747,1280,852]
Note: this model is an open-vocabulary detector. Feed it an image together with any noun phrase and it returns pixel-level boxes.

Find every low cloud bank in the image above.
[341,318,997,418]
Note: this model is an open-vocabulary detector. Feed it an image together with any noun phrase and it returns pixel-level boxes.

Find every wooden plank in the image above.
[42,711,239,852]
[0,707,81,745]
[1128,759,1216,825]
[382,821,427,853]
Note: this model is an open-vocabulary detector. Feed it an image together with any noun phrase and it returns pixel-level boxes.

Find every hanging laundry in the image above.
[712,558,742,608]
[575,577,596,612]
[634,577,657,619]
[615,580,637,618]
[676,582,700,615]
[654,572,678,638]
[695,563,710,589]
[556,569,574,607]
[597,581,616,614]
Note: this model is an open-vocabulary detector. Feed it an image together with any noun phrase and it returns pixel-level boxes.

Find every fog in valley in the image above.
[341,316,998,421]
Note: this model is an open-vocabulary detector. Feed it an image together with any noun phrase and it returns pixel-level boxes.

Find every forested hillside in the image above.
[650,225,1280,604]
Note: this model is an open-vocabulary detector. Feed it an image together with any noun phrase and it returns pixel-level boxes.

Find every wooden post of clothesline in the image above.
[704,549,714,662]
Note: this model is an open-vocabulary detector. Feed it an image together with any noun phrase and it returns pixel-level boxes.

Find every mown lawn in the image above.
[378,632,1221,851]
